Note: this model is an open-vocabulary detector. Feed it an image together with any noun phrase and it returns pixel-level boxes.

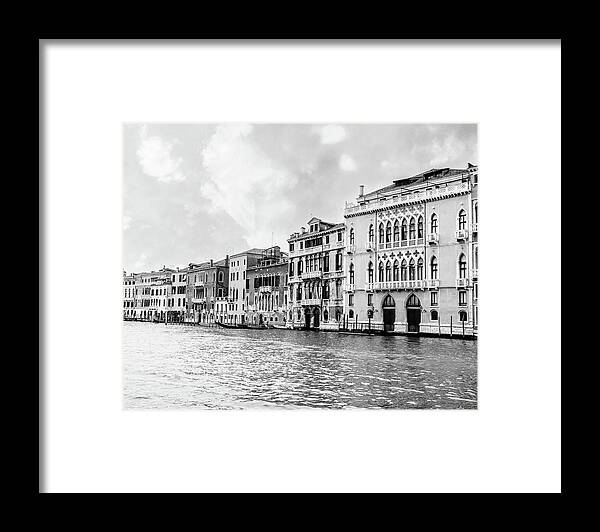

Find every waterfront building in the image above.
[167,266,189,322]
[287,218,346,329]
[185,257,229,323]
[228,248,265,325]
[122,271,136,319]
[343,164,478,336]
[245,246,289,326]
[130,266,175,322]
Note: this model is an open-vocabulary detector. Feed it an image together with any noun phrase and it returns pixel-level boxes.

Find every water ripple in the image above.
[123,322,477,409]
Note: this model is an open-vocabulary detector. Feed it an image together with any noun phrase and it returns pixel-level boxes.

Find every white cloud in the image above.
[132,253,149,272]
[136,126,185,183]
[427,134,468,166]
[316,124,347,144]
[200,124,298,246]
[339,153,357,172]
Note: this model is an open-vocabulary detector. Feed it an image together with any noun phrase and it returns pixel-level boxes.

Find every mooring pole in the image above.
[450,315,453,337]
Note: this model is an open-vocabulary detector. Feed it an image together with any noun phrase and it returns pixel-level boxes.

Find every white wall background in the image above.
[42,41,561,493]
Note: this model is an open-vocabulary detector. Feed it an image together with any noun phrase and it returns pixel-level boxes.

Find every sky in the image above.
[123,123,477,273]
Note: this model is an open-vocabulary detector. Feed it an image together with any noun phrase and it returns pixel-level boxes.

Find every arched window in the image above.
[409,258,416,280]
[417,258,424,280]
[393,260,399,281]
[349,309,354,319]
[385,260,392,281]
[349,263,355,284]
[431,213,438,234]
[349,228,355,244]
[323,280,330,299]
[385,221,392,243]
[378,262,384,282]
[289,262,294,276]
[218,271,224,282]
[379,223,385,243]
[409,218,416,239]
[401,219,408,241]
[430,256,438,279]
[401,260,407,281]
[382,294,395,307]
[298,258,303,275]
[393,220,400,243]
[458,209,467,230]
[431,310,439,321]
[459,310,468,322]
[323,309,329,321]
[368,261,374,283]
[417,216,424,239]
[458,254,467,278]
[406,294,420,307]
[368,224,374,242]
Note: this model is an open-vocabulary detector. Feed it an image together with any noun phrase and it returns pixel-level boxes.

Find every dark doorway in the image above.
[382,294,396,332]
[304,308,311,329]
[406,293,421,333]
[313,307,320,328]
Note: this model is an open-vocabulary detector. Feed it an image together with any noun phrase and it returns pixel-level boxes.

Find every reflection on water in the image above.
[123,322,477,409]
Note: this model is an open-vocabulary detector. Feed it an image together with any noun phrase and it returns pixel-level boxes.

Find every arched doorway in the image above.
[313,307,320,328]
[406,293,421,333]
[304,307,312,329]
[382,294,396,332]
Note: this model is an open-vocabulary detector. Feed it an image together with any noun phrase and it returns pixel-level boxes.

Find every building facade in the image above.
[129,267,175,322]
[185,258,229,323]
[167,267,189,322]
[245,246,289,326]
[228,248,264,325]
[287,217,346,329]
[123,271,136,319]
[343,164,478,336]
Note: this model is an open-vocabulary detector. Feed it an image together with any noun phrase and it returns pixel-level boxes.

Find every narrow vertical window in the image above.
[458,209,467,230]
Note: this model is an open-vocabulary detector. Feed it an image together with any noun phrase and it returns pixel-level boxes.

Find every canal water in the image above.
[123,322,477,409]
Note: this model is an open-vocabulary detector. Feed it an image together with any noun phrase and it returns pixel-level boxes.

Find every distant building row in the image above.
[124,164,478,335]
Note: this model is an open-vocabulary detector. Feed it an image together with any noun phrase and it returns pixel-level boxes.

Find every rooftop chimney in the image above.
[359,184,365,196]
[210,259,213,267]
[301,226,306,233]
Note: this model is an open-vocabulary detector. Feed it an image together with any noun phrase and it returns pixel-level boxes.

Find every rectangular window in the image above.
[431,291,438,306]
[337,231,342,241]
[348,294,354,306]
[367,293,373,306]
[290,243,294,252]
[459,291,467,306]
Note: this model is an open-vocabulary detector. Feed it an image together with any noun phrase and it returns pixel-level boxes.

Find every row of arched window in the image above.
[347,210,468,245]
[348,253,467,283]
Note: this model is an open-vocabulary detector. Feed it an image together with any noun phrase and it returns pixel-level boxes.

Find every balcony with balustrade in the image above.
[365,240,375,252]
[374,279,426,291]
[346,244,356,254]
[472,222,478,234]
[302,270,322,280]
[258,285,273,293]
[455,229,469,241]
[427,232,439,244]
[343,283,355,292]
[301,298,321,306]
[323,270,344,280]
[425,279,440,289]
[456,278,470,288]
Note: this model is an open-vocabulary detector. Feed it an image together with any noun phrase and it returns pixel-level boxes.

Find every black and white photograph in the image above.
[122,123,479,409]
[41,40,561,493]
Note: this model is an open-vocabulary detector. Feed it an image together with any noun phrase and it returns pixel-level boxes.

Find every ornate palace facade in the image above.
[343,164,478,335]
